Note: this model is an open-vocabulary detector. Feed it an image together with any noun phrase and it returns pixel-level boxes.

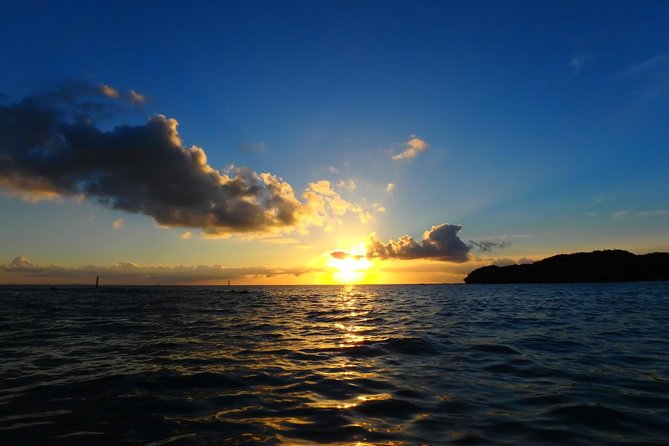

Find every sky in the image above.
[1,0,668,284]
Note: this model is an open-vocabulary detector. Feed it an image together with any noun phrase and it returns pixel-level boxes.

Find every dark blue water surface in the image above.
[1,283,668,445]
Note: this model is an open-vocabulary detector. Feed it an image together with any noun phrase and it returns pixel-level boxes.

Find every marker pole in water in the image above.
[96,275,99,288]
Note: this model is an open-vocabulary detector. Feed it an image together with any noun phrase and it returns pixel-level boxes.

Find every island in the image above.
[464,250,669,284]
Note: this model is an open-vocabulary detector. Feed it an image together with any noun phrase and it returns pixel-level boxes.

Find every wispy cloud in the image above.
[336,179,356,192]
[372,202,386,213]
[112,218,124,230]
[386,182,396,193]
[613,209,669,218]
[100,84,120,98]
[637,210,669,217]
[468,240,511,252]
[100,83,147,105]
[329,251,364,261]
[128,89,146,104]
[180,230,193,240]
[617,54,669,118]
[238,141,266,153]
[622,54,668,78]
[390,136,428,161]
[569,55,591,74]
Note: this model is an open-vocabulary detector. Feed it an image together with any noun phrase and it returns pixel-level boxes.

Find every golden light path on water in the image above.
[215,284,409,443]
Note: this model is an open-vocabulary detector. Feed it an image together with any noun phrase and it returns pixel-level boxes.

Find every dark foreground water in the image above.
[1,283,668,445]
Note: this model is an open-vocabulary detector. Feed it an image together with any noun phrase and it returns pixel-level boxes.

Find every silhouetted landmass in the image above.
[464,250,669,284]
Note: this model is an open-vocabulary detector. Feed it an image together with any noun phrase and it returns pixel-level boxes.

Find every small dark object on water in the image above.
[96,275,99,288]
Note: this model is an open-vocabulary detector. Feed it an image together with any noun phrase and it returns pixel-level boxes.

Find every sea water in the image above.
[1,283,668,445]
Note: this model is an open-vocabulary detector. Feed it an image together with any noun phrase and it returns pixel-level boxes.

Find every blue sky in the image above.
[1,1,668,283]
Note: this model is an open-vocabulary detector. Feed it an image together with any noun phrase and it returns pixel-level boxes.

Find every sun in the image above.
[327,243,372,283]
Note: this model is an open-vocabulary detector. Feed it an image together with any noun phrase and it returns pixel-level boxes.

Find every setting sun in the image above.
[327,243,372,283]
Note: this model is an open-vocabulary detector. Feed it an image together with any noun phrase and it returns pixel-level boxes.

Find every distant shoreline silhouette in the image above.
[465,250,669,284]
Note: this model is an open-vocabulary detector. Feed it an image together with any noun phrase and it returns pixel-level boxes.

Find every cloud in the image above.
[238,142,266,153]
[638,210,669,217]
[100,84,120,98]
[128,89,146,104]
[366,223,470,263]
[180,230,193,239]
[0,82,367,237]
[623,54,668,78]
[328,166,339,174]
[616,54,669,118]
[569,55,591,74]
[329,250,364,261]
[612,209,669,218]
[1,256,321,285]
[336,179,356,192]
[386,182,396,193]
[372,202,386,213]
[112,218,124,230]
[99,83,147,105]
[8,256,34,269]
[492,257,534,267]
[468,240,511,252]
[300,180,371,231]
[390,136,428,161]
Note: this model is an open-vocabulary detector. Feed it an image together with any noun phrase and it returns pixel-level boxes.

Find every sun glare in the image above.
[327,243,372,283]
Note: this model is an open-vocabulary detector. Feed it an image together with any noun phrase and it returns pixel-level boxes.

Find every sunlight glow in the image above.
[327,242,372,283]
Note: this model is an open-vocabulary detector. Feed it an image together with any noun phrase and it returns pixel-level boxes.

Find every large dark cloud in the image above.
[0,82,361,235]
[366,223,471,263]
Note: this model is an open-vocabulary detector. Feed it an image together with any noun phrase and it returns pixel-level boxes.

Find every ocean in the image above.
[1,283,668,445]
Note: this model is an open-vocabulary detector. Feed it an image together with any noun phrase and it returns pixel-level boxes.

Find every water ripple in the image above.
[1,283,668,444]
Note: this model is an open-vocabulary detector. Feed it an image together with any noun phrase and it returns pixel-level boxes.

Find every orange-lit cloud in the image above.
[100,83,147,104]
[128,89,146,104]
[300,180,371,230]
[391,135,428,160]
[372,202,386,213]
[100,84,120,98]
[336,179,356,192]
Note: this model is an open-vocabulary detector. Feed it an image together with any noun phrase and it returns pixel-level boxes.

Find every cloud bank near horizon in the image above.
[1,256,319,285]
[0,82,367,236]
